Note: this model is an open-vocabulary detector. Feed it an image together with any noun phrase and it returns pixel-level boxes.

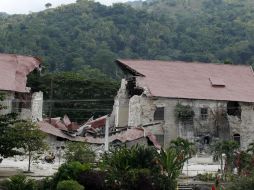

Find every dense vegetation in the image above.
[28,68,119,122]
[2,0,254,120]
[0,138,195,190]
[1,0,254,77]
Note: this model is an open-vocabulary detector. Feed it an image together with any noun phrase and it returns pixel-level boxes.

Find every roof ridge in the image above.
[117,59,250,68]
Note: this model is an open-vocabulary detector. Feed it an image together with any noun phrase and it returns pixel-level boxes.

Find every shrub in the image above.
[77,170,106,190]
[101,145,165,190]
[37,177,53,190]
[1,174,37,190]
[56,180,84,190]
[121,168,154,190]
[196,173,216,182]
[51,162,90,189]
[226,175,254,190]
[64,142,95,164]
[101,145,159,173]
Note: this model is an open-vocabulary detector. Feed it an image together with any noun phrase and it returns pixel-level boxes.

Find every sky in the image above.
[0,0,136,14]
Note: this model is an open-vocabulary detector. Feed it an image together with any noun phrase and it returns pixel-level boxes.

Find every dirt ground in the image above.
[0,156,62,179]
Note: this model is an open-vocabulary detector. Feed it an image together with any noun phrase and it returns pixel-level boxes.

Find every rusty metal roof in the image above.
[38,121,86,142]
[86,115,107,129]
[38,121,161,148]
[0,53,41,92]
[117,60,254,102]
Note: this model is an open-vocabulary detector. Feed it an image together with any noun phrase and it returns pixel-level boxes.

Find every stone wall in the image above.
[19,91,43,121]
[114,79,130,127]
[229,102,254,149]
[31,91,43,121]
[112,78,254,150]
[127,95,254,149]
[0,91,43,122]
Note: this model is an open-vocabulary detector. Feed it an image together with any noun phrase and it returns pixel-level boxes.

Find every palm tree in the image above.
[170,137,195,178]
[159,148,184,190]
[212,141,239,174]
[170,137,195,161]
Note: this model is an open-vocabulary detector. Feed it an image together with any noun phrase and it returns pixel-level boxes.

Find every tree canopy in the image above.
[0,0,254,77]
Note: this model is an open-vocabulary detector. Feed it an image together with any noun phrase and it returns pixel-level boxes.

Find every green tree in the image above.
[14,121,47,172]
[45,3,52,9]
[170,137,195,160]
[159,146,190,189]
[170,137,195,178]
[27,71,119,123]
[0,93,22,159]
[212,141,239,174]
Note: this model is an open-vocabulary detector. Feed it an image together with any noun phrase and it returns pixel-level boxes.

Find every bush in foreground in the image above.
[56,180,84,190]
[1,174,37,190]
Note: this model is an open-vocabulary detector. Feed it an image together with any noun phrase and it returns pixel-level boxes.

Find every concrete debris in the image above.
[37,114,162,149]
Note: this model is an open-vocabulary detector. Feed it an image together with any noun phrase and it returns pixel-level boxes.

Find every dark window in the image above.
[154,107,164,121]
[200,108,208,120]
[227,101,241,118]
[56,137,66,141]
[233,134,240,145]
[204,136,210,144]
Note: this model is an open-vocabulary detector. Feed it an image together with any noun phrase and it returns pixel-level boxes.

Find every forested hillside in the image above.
[1,0,254,76]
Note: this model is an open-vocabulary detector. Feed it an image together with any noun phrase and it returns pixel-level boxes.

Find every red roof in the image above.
[38,121,161,148]
[86,115,107,129]
[38,121,86,142]
[0,53,41,92]
[117,60,254,102]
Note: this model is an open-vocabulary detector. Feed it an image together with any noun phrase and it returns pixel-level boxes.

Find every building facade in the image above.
[0,53,43,121]
[112,60,254,150]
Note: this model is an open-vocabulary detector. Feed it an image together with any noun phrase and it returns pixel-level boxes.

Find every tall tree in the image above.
[14,121,47,172]
[212,140,239,173]
[45,3,52,9]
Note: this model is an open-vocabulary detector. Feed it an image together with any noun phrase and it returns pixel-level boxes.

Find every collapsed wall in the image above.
[229,102,254,149]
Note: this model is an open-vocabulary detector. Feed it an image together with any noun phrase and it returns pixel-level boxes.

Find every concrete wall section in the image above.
[31,91,43,122]
[114,79,129,127]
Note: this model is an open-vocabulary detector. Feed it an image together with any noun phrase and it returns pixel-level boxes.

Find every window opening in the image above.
[154,107,164,121]
[233,134,240,145]
[200,108,208,120]
[227,101,241,118]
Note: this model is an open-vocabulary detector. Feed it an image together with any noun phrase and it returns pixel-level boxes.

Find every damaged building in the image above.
[38,114,161,150]
[0,53,43,121]
[112,60,254,151]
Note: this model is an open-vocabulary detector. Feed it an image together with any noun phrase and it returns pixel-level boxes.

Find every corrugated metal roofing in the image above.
[117,60,254,102]
[86,115,107,129]
[0,53,41,92]
[38,121,161,148]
